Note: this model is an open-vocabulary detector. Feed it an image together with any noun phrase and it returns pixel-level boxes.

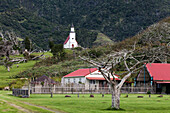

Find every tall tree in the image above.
[24,37,31,51]
[80,44,170,109]
[49,40,54,50]
[51,44,65,61]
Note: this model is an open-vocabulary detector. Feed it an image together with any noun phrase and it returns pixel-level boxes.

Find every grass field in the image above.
[0,100,21,113]
[30,52,53,58]
[0,52,53,88]
[0,91,170,113]
[0,61,36,87]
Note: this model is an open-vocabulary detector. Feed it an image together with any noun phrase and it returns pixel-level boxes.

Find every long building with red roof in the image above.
[62,68,121,90]
[137,63,170,94]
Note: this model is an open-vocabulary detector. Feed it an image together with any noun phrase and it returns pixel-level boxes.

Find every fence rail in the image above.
[31,87,155,94]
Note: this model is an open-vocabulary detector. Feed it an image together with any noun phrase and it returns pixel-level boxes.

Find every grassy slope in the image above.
[0,52,53,87]
[30,52,53,57]
[0,61,36,87]
[1,91,170,113]
[93,33,114,46]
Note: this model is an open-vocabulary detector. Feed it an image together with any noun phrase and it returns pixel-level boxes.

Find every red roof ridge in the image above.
[64,68,97,77]
[64,35,70,44]
[86,77,120,81]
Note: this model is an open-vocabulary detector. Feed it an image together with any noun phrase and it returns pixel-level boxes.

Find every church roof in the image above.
[64,35,70,44]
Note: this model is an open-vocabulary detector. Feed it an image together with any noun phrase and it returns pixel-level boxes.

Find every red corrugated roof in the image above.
[64,35,70,44]
[156,81,170,84]
[146,63,170,81]
[64,68,97,77]
[86,77,120,81]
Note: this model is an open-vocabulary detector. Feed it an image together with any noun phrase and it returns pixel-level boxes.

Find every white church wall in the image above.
[70,33,75,40]
[63,40,70,48]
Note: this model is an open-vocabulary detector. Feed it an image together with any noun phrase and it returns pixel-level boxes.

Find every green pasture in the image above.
[0,100,21,113]
[0,61,36,87]
[0,52,52,88]
[30,52,53,58]
[0,91,170,113]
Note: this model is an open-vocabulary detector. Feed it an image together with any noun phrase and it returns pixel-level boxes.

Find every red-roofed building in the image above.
[63,24,78,48]
[62,68,121,90]
[137,63,170,94]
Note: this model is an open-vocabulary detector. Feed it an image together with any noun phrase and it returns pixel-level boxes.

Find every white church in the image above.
[63,24,78,48]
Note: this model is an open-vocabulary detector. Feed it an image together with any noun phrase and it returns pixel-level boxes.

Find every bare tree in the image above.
[0,31,44,71]
[79,44,169,109]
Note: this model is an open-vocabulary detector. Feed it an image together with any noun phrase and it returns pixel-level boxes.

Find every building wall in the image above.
[63,41,70,48]
[63,77,101,90]
[85,79,99,90]
[63,77,86,84]
[69,32,78,48]
[137,68,151,82]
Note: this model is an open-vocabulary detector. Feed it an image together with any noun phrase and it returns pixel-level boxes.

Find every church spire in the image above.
[71,23,74,27]
[71,23,75,33]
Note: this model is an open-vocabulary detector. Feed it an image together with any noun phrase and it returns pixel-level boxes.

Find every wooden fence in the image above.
[31,87,155,94]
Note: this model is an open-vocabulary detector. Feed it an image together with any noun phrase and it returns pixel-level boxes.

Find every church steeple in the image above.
[71,23,75,33]
[71,23,74,27]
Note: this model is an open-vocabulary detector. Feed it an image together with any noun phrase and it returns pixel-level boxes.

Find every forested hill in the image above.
[0,0,170,49]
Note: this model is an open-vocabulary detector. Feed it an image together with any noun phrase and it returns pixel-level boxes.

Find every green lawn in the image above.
[1,91,170,113]
[0,61,36,87]
[0,100,21,113]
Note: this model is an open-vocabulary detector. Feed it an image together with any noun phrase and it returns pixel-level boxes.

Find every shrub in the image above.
[147,91,151,94]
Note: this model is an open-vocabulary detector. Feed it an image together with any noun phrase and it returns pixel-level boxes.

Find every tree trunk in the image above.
[51,86,53,98]
[111,89,114,108]
[7,66,10,72]
[114,89,120,109]
[28,82,30,97]
[111,85,121,109]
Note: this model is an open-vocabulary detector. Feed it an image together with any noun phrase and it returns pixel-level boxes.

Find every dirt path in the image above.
[1,94,66,113]
[21,101,65,113]
[0,99,30,113]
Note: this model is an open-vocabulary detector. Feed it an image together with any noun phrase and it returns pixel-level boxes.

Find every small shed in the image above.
[31,75,57,93]
[31,75,56,87]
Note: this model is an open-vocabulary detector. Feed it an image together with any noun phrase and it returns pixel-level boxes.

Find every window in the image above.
[74,78,76,83]
[68,78,70,83]
[90,80,95,84]
[79,78,81,82]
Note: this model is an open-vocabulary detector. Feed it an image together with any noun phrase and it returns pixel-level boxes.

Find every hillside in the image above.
[93,33,114,46]
[0,0,170,49]
[0,17,169,88]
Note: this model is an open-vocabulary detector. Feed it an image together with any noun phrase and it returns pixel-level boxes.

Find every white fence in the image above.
[31,87,155,94]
